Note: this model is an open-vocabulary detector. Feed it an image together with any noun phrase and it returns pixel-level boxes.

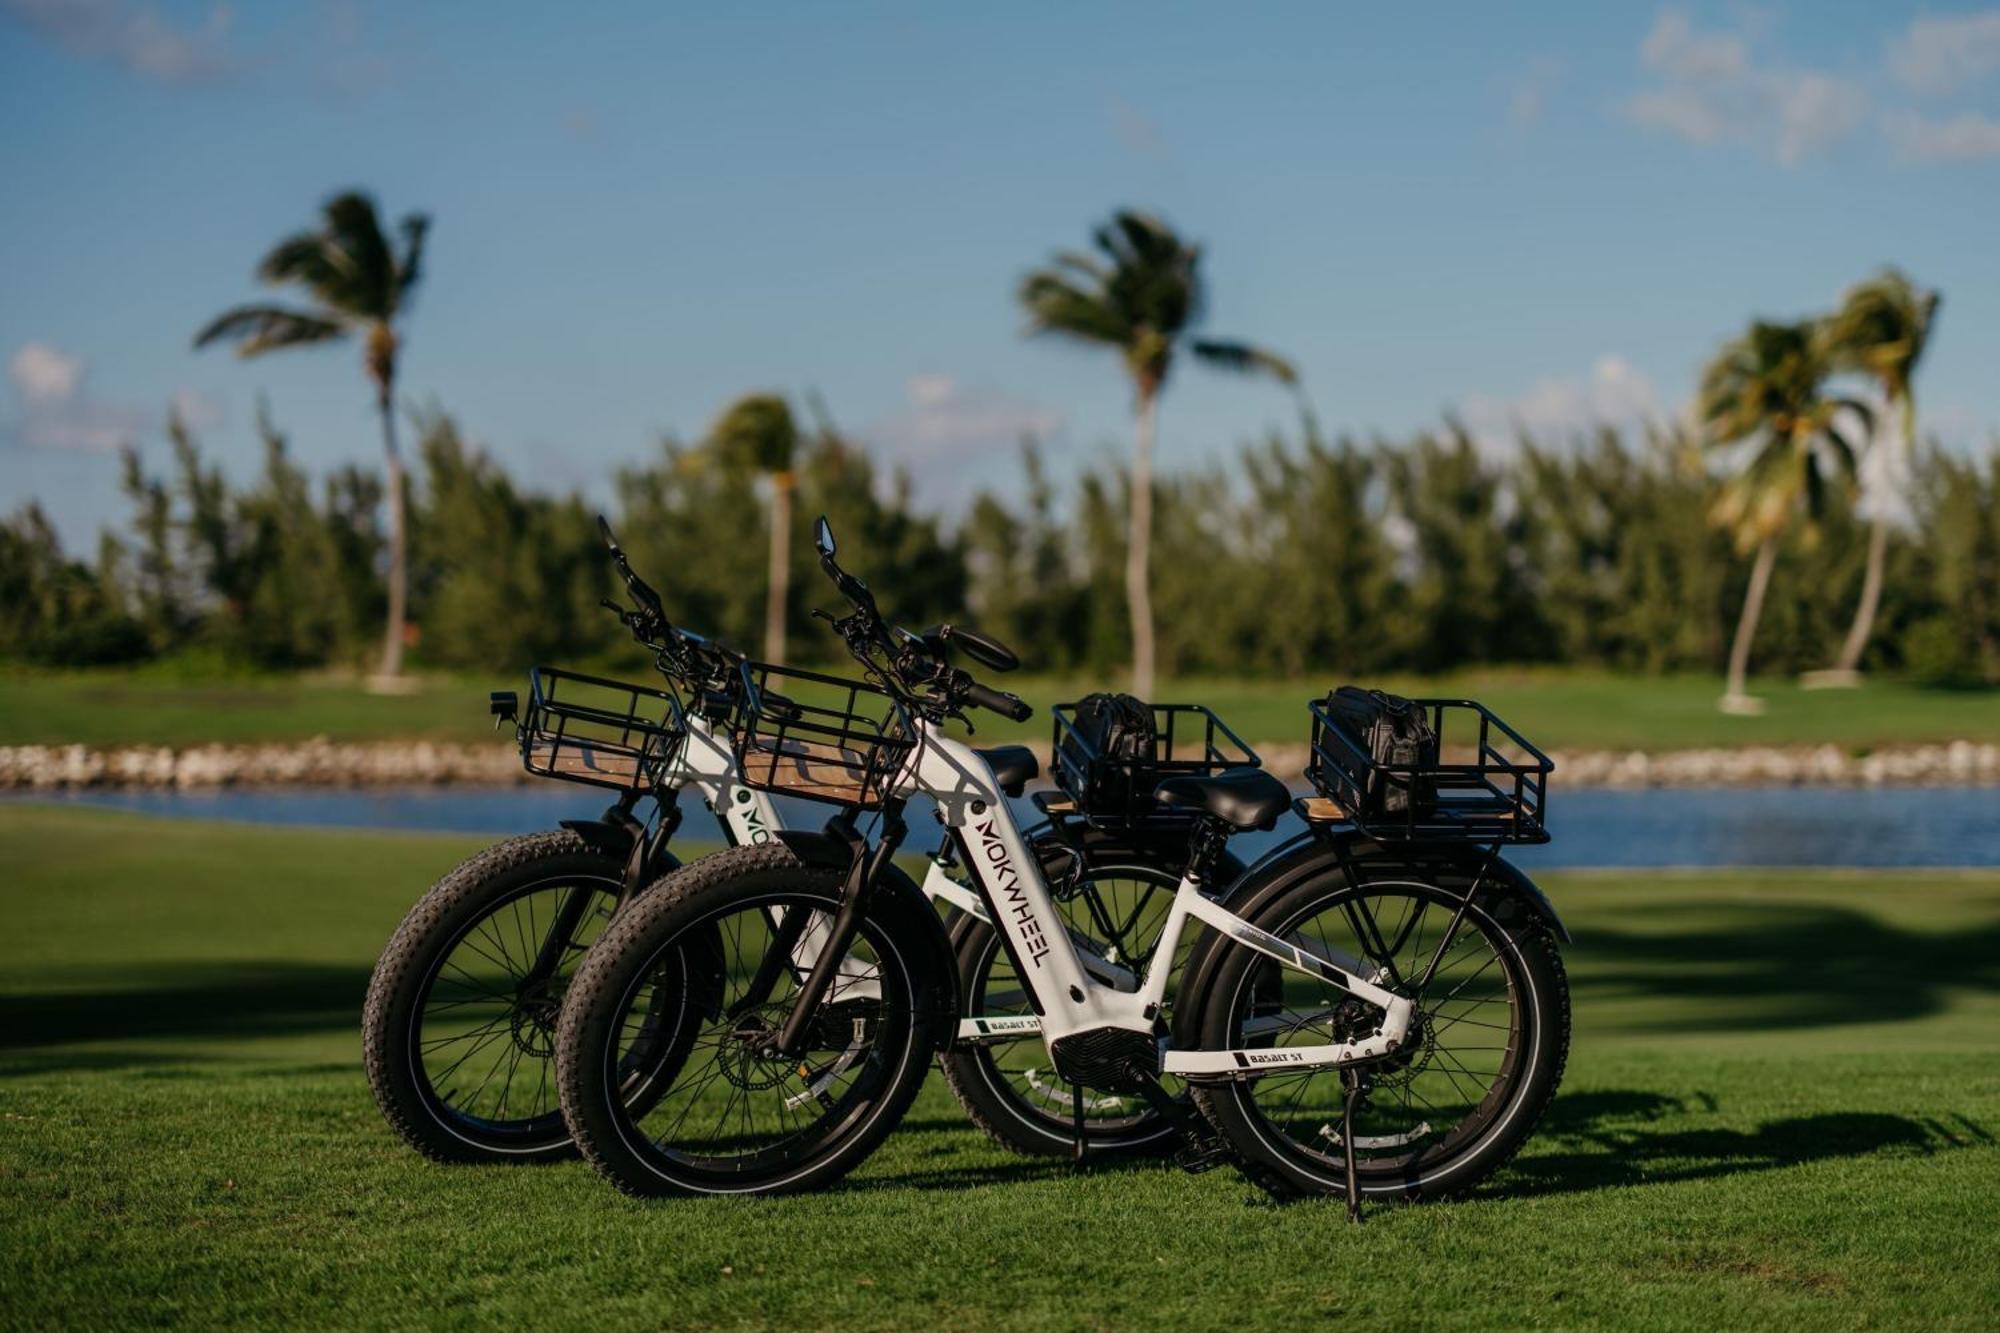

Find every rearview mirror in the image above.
[813,516,836,559]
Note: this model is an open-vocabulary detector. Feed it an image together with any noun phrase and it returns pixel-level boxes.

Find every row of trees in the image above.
[5,404,1995,687]
[2,188,1984,700]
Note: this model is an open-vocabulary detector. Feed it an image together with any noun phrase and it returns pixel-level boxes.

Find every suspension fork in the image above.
[523,793,682,990]
[774,805,909,1057]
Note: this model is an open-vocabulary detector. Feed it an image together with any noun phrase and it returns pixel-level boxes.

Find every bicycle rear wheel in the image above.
[942,856,1190,1157]
[1191,871,1569,1201]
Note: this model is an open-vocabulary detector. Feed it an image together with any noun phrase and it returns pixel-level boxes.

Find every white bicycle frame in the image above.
[894,719,1416,1079]
[657,712,978,997]
[654,710,972,904]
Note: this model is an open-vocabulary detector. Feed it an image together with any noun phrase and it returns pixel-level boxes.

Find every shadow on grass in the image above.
[1495,1088,1987,1199]
[2,961,369,1065]
[1566,901,2000,1031]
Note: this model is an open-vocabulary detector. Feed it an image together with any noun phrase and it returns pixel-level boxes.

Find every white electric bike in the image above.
[364,520,1218,1164]
[554,518,1571,1211]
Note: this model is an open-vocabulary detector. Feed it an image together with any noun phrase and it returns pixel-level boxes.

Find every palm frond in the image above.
[192,305,347,356]
[1821,421,1863,478]
[1018,208,1284,401]
[1697,317,1862,547]
[1824,267,1941,399]
[317,191,396,319]
[257,232,342,288]
[396,213,431,301]
[1191,339,1298,386]
[1018,271,1129,347]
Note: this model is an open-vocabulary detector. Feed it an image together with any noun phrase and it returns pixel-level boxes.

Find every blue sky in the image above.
[5,1,1999,544]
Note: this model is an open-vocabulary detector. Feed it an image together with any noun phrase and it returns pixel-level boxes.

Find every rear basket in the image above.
[1305,697,1551,844]
[731,662,915,811]
[520,666,684,793]
[1050,702,1261,826]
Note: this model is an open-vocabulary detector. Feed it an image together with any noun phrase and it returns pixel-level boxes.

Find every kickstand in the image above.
[1341,1075,1364,1224]
[1071,1082,1088,1170]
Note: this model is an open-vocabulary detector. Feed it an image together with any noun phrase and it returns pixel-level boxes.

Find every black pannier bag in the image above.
[1323,686,1440,818]
[1056,692,1158,812]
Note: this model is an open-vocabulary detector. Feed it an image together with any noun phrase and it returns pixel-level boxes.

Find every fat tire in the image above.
[556,841,943,1198]
[363,830,623,1165]
[1191,877,1570,1202]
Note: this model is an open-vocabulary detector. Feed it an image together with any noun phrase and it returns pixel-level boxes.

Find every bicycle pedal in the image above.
[1172,1137,1233,1174]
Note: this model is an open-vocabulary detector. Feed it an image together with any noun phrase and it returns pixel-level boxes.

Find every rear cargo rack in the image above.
[1304,697,1551,844]
[1048,701,1261,829]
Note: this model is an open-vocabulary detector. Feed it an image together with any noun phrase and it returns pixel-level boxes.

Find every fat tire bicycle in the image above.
[363,521,1243,1163]
[554,517,1572,1209]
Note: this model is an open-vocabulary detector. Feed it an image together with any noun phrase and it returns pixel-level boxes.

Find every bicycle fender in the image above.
[1484,856,1571,945]
[772,829,963,1049]
[558,817,638,857]
[560,818,683,901]
[1169,834,1569,1050]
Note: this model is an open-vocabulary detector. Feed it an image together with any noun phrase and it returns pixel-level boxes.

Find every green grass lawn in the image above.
[5,665,1997,751]
[2,806,1997,1329]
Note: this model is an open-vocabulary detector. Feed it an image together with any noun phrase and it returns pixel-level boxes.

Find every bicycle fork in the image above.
[523,793,683,995]
[773,808,909,1058]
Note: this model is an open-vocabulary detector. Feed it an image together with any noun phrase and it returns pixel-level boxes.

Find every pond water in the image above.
[9,783,1997,868]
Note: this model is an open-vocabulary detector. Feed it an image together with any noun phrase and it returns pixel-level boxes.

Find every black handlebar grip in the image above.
[962,681,1032,723]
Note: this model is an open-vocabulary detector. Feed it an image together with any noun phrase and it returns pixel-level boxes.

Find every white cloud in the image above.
[1774,71,1869,166]
[1641,8,1751,83]
[859,375,1066,511]
[1456,355,1666,454]
[1888,11,2000,96]
[1884,109,2000,162]
[1625,8,1867,166]
[2,0,238,85]
[1507,56,1564,131]
[5,341,149,451]
[312,0,392,98]
[169,387,224,431]
[871,375,1063,464]
[10,343,84,405]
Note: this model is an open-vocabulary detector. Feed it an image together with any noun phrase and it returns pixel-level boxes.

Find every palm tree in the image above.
[708,393,800,665]
[1018,210,1296,697]
[195,190,429,681]
[1819,268,1940,682]
[1697,320,1869,714]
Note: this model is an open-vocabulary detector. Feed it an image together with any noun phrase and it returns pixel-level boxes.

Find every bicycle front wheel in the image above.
[556,842,944,1198]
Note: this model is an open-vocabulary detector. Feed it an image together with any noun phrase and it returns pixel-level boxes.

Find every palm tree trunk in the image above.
[1832,520,1890,674]
[1721,536,1777,711]
[1832,395,1909,675]
[1127,391,1158,699]
[377,391,407,678]
[765,472,793,666]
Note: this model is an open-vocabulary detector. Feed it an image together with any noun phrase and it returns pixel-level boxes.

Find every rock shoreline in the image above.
[3,738,1998,790]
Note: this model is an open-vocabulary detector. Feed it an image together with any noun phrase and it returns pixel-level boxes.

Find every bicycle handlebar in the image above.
[596,514,743,694]
[811,514,1033,726]
[961,679,1032,723]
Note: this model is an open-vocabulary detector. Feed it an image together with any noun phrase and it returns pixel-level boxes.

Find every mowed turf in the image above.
[3,665,1999,752]
[2,805,1997,1330]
